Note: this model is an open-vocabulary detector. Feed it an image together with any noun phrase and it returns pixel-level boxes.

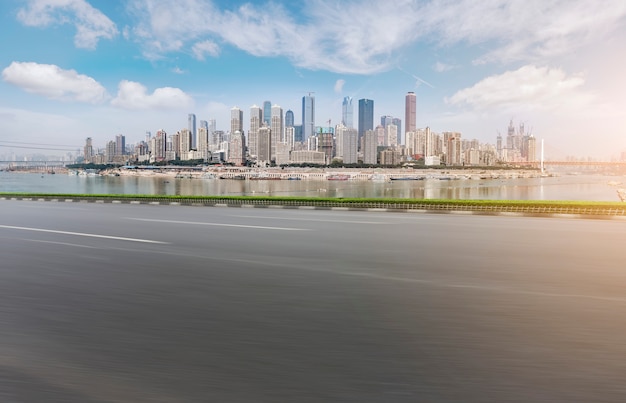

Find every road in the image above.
[1,200,625,402]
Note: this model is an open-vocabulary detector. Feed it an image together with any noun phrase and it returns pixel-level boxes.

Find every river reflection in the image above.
[1,172,624,201]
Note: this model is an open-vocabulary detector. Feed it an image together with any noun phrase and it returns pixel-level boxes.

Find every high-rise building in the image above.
[154,130,167,162]
[188,113,196,149]
[179,129,192,158]
[106,141,116,162]
[228,130,246,166]
[318,131,334,164]
[392,117,402,145]
[285,109,294,128]
[248,105,263,159]
[230,107,243,138]
[363,130,378,165]
[257,126,271,164]
[386,124,398,148]
[302,94,315,142]
[293,125,303,143]
[381,115,393,128]
[342,96,353,128]
[444,132,462,165]
[405,92,416,135]
[342,127,358,164]
[270,104,284,161]
[358,99,374,147]
[115,134,125,156]
[263,101,271,125]
[198,127,209,160]
[84,137,93,162]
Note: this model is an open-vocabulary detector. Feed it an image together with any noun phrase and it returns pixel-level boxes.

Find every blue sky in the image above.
[1,0,626,159]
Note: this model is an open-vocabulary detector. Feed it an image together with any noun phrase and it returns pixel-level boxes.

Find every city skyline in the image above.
[1,0,626,159]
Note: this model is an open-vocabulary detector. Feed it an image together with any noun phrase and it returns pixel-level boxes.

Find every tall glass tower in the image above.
[302,94,315,142]
[263,101,271,125]
[285,110,294,128]
[342,96,353,128]
[188,113,196,149]
[358,99,374,146]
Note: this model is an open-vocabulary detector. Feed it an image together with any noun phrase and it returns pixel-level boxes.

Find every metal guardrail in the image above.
[2,195,626,216]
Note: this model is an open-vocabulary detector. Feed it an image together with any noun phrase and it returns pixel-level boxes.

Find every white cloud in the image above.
[334,79,345,94]
[17,0,118,49]
[433,62,455,72]
[171,66,185,74]
[2,61,108,103]
[123,0,626,74]
[445,65,590,111]
[423,0,626,65]
[192,40,220,60]
[111,80,193,110]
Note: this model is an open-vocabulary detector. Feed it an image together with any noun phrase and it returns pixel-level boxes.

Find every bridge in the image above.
[0,160,72,172]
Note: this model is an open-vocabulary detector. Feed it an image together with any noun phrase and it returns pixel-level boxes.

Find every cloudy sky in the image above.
[1,0,625,159]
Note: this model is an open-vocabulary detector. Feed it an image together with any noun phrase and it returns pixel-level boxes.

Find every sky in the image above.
[1,0,626,159]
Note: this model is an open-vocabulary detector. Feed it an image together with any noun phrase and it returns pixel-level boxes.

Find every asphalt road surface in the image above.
[1,200,625,402]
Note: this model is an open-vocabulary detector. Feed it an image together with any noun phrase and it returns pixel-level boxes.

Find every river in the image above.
[2,171,625,201]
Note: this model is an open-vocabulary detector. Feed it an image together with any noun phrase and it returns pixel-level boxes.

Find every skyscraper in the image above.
[84,137,93,162]
[358,99,374,147]
[188,113,196,149]
[271,104,284,161]
[285,110,294,128]
[263,101,271,125]
[392,117,402,145]
[248,105,263,159]
[405,92,416,135]
[302,94,315,142]
[341,126,358,164]
[363,130,378,165]
[342,96,353,128]
[230,107,243,137]
[115,134,125,156]
[257,126,271,164]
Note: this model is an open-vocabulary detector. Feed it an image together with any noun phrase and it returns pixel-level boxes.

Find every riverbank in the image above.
[92,166,550,181]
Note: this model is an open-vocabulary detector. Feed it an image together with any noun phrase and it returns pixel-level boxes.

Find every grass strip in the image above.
[1,192,624,209]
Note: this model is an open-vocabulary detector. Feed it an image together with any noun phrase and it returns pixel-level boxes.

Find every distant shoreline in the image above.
[87,166,550,181]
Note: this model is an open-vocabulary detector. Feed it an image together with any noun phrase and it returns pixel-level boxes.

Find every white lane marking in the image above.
[0,224,168,244]
[22,238,98,249]
[228,214,386,224]
[127,218,309,231]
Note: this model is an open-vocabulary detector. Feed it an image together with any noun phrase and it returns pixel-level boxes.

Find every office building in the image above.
[363,129,378,165]
[263,101,271,125]
[230,107,243,138]
[257,125,271,164]
[228,130,246,166]
[342,96,353,128]
[285,110,294,128]
[188,113,196,149]
[84,137,93,162]
[302,94,315,142]
[248,105,263,159]
[115,134,125,156]
[270,104,283,161]
[405,92,416,135]
[342,127,358,164]
[358,99,374,147]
